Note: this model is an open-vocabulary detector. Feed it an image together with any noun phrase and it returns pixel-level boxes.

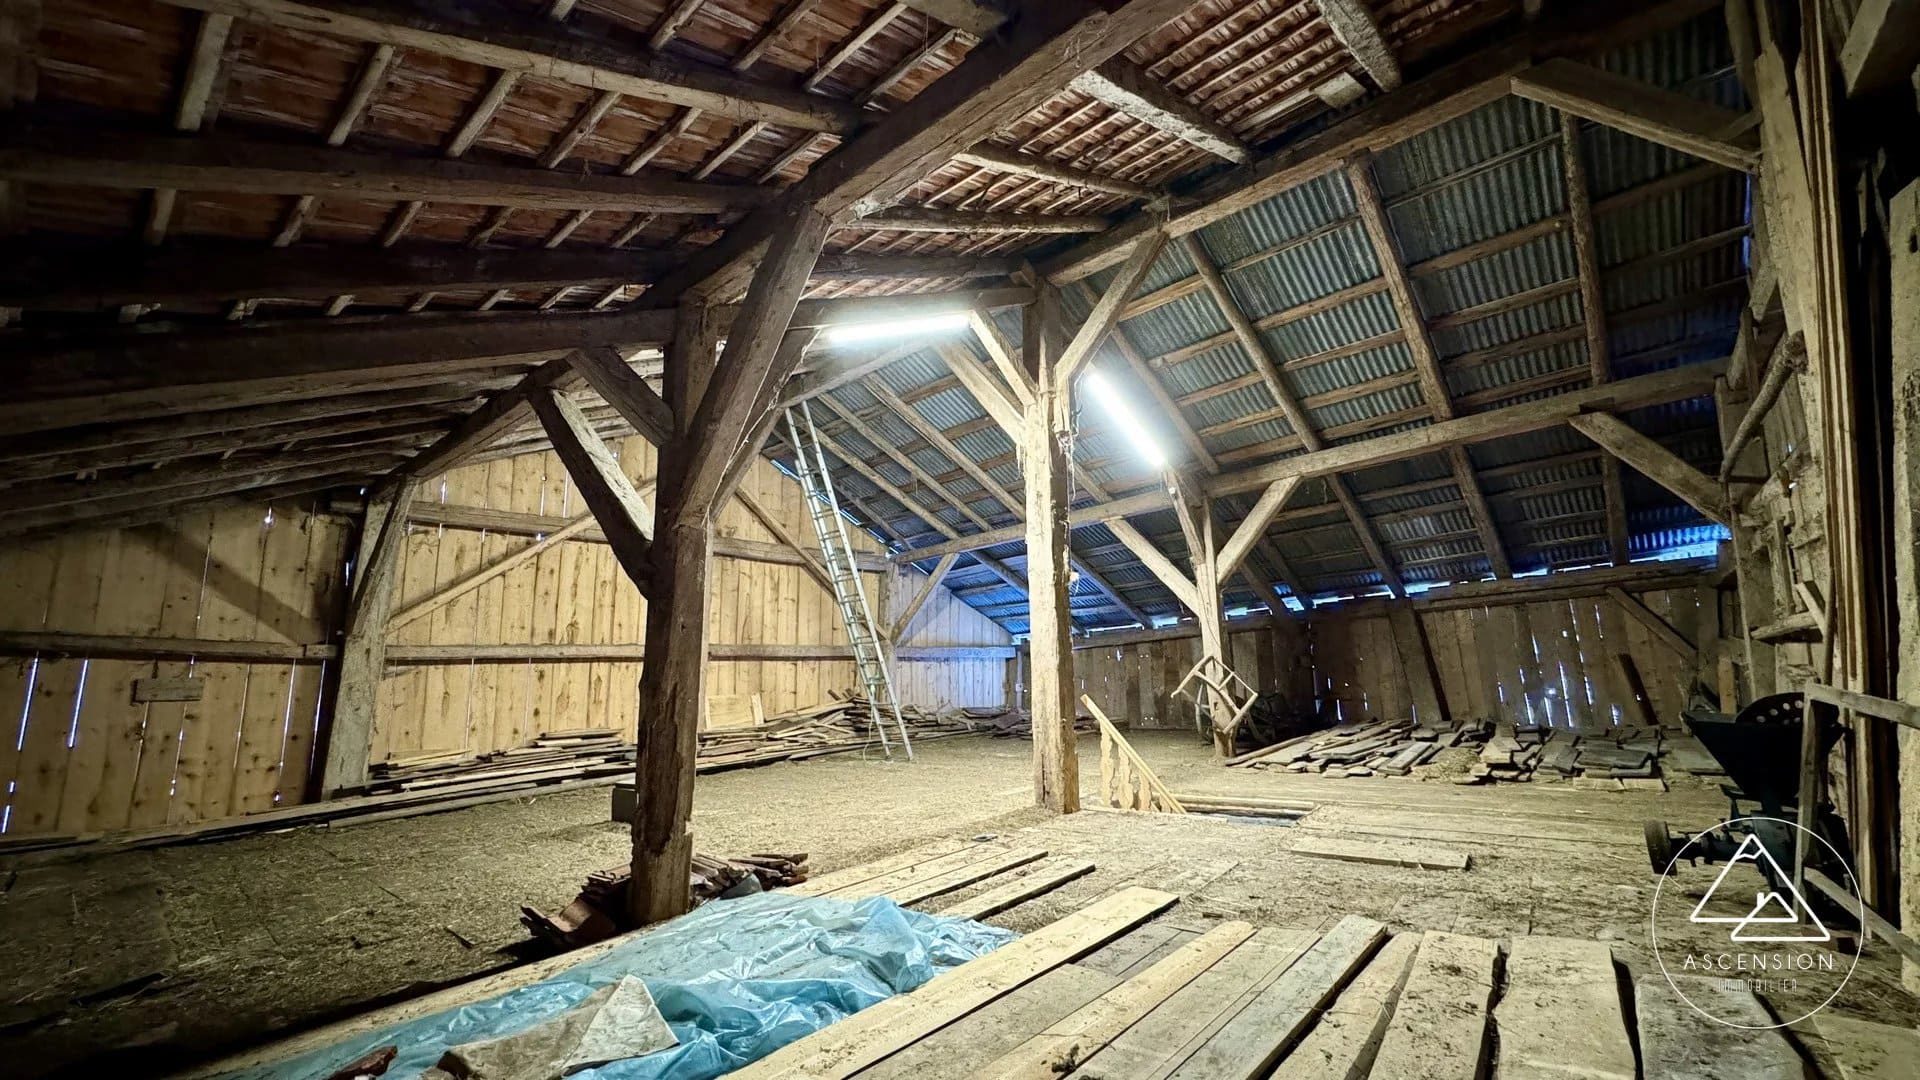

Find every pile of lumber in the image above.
[694,696,980,771]
[963,707,1095,739]
[365,728,633,793]
[364,696,998,796]
[1230,715,1711,786]
[521,852,810,948]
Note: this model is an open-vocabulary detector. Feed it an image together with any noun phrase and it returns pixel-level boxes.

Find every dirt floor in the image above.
[3,729,1914,1077]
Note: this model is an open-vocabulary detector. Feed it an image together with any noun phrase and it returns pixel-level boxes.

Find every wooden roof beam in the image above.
[157,0,862,134]
[1567,412,1728,525]
[1070,59,1250,163]
[1313,0,1401,90]
[1510,59,1759,173]
[0,128,768,215]
[850,208,1108,233]
[953,144,1156,199]
[1206,356,1727,499]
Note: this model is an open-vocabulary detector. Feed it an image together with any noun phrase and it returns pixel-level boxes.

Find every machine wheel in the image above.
[1645,820,1677,875]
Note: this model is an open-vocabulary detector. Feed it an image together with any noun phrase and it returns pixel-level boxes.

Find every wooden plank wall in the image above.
[372,435,1014,765]
[0,438,1010,837]
[1073,619,1314,731]
[0,503,350,837]
[1309,587,1717,732]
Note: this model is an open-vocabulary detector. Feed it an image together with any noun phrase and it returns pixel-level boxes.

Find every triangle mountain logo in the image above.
[1688,834,1831,943]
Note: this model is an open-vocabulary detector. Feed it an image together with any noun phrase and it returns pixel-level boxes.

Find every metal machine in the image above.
[1643,692,1850,900]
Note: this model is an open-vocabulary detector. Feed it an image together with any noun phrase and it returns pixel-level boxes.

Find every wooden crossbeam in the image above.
[1510,59,1758,173]
[530,387,657,591]
[1604,585,1698,663]
[1567,412,1728,525]
[1216,476,1300,581]
[676,207,830,522]
[1106,516,1201,610]
[1313,0,1401,90]
[967,309,1036,407]
[0,240,681,312]
[891,552,958,643]
[568,346,674,447]
[0,128,769,214]
[1056,233,1169,391]
[935,340,1027,437]
[1208,357,1727,498]
[953,143,1155,198]
[852,208,1108,234]
[1070,58,1250,163]
[157,0,861,133]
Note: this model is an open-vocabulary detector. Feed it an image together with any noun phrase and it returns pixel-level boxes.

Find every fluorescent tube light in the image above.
[1084,369,1165,468]
[823,312,968,346]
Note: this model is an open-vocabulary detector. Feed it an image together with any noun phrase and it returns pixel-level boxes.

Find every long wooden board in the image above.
[1493,937,1634,1080]
[1367,931,1498,1080]
[936,861,1097,921]
[973,922,1258,1080]
[1269,931,1419,1080]
[1163,915,1390,1079]
[730,887,1178,1078]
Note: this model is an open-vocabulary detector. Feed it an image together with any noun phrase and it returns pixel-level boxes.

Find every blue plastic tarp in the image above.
[229,891,1013,1080]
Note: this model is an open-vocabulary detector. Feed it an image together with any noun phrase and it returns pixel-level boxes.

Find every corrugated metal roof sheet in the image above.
[1194,170,1355,266]
[782,10,1744,625]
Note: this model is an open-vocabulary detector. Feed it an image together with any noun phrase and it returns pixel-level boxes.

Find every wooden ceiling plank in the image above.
[159,0,862,134]
[644,0,1207,303]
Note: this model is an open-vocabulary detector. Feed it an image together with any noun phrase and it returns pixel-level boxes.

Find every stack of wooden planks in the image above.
[728,910,1813,1079]
[371,698,991,801]
[521,852,811,948]
[1229,714,1715,787]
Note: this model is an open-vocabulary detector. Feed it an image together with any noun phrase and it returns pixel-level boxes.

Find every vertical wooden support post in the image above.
[1023,279,1079,813]
[627,301,720,925]
[321,480,414,796]
[1887,178,1920,990]
[1172,482,1230,753]
[628,205,826,924]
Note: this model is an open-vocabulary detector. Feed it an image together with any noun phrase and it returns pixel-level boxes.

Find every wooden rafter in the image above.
[1069,59,1251,163]
[1345,154,1512,580]
[1556,110,1633,566]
